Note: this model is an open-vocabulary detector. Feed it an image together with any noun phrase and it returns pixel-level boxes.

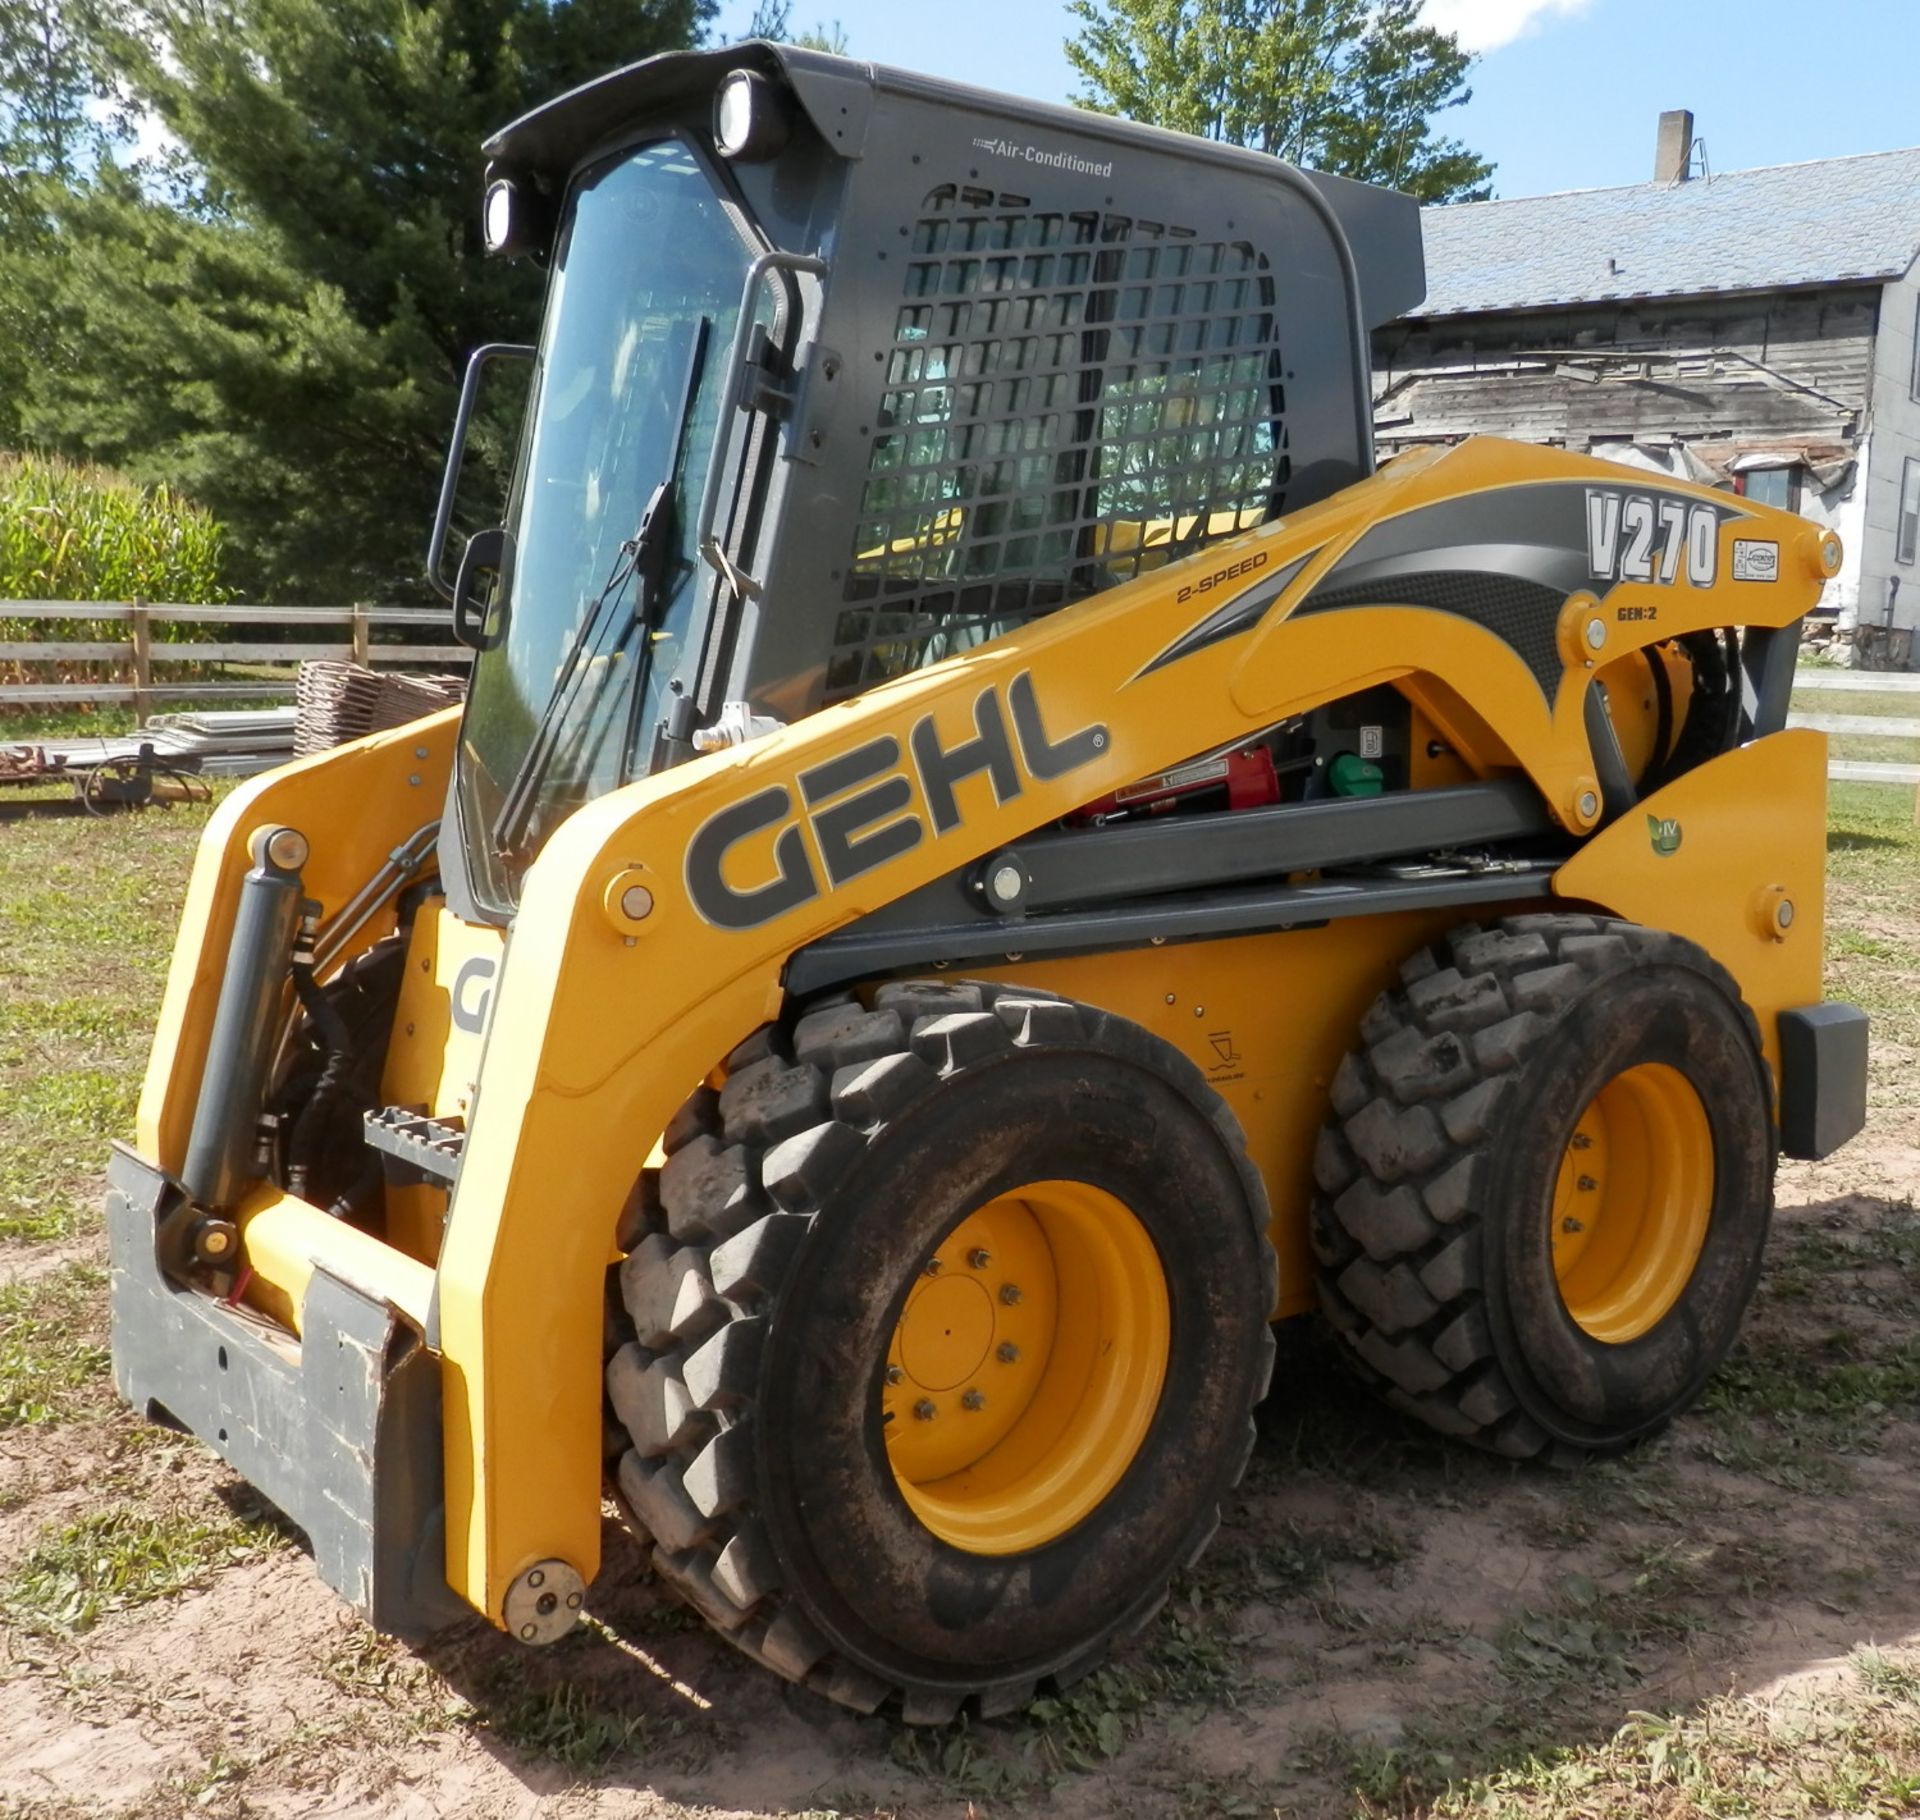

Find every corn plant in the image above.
[1,453,232,717]
[0,451,229,608]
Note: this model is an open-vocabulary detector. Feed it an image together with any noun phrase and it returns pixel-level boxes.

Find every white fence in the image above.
[1791,668,1920,787]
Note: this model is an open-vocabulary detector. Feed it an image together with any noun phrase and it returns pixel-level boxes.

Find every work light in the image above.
[483,178,519,255]
[715,69,790,161]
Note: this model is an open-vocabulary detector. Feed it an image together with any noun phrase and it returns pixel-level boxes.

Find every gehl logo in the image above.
[685,672,1106,930]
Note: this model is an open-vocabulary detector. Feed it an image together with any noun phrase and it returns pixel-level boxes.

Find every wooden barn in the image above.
[1372,113,1920,666]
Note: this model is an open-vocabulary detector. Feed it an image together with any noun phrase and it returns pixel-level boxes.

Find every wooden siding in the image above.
[1371,287,1876,451]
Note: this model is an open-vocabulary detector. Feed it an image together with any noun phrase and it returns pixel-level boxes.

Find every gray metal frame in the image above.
[786,864,1557,997]
[1777,1002,1870,1161]
[972,778,1555,916]
[107,1145,462,1640]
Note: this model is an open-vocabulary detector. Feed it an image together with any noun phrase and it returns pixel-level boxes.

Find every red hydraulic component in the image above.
[1072,744,1281,823]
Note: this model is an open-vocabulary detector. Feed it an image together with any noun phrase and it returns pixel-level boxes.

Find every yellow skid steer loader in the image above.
[109,44,1867,1723]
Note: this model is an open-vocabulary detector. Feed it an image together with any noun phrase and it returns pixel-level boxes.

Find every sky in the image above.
[711,0,1920,199]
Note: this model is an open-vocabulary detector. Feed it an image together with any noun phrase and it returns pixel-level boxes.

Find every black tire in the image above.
[606,980,1276,1723]
[1310,914,1774,1462]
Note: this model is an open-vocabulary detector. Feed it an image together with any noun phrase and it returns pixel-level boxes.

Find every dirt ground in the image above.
[3,786,1919,1819]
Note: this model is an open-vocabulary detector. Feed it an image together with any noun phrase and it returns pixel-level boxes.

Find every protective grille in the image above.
[826,184,1288,701]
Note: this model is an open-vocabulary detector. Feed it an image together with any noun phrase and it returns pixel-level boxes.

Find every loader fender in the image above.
[1549,728,1829,1084]
[136,709,459,1173]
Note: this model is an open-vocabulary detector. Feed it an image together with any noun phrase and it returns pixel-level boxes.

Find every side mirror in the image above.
[451,526,510,651]
[427,342,535,601]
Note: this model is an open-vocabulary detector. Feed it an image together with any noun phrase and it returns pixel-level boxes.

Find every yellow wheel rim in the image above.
[881,1180,1170,1556]
[1551,1062,1714,1344]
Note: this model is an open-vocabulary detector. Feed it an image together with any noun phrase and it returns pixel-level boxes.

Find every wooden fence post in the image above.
[351,602,370,668]
[129,596,152,725]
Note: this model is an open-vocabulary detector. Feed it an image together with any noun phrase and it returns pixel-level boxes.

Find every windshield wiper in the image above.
[490,316,712,863]
[489,481,666,862]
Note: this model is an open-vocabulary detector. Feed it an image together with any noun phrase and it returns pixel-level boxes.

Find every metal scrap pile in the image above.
[0,737,214,818]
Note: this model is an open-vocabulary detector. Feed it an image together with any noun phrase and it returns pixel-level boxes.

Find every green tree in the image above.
[0,1,114,446]
[21,0,713,602]
[742,0,847,54]
[0,0,99,175]
[1064,0,1492,201]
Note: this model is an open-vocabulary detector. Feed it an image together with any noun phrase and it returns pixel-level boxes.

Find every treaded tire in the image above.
[607,979,1276,1724]
[1310,914,1774,1463]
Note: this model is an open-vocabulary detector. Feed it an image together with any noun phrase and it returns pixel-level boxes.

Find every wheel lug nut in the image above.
[968,1247,992,1269]
[962,1389,986,1411]
[1562,1217,1585,1234]
[997,1342,1020,1363]
[924,1257,943,1276]
[999,1283,1022,1305]
[1577,1175,1598,1192]
[1571,1133,1593,1150]
[885,1364,903,1385]
[913,1399,937,1421]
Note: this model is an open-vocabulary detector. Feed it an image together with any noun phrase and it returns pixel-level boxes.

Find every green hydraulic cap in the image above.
[1329,751,1385,797]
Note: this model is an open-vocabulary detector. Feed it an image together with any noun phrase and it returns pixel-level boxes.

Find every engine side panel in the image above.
[971,908,1475,1318]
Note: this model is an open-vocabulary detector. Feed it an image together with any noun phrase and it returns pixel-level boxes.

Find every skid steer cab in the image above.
[110,42,1869,1722]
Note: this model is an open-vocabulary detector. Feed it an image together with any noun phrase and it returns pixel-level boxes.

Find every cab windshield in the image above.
[455,137,757,914]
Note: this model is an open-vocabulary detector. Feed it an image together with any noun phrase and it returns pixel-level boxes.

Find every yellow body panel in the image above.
[234,1186,436,1335]
[133,437,1838,1627]
[380,907,504,1124]
[137,710,458,1168]
[974,912,1464,1318]
[1552,727,1829,1075]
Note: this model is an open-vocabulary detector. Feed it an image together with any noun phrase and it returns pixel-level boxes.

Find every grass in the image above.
[1793,687,1920,722]
[0,697,1914,1815]
[0,791,217,1241]
[1703,1328,1920,1456]
[0,1502,286,1637]
[1409,1648,1920,1818]
[1185,1508,1413,1611]
[0,705,144,740]
[469,1679,714,1777]
[886,1588,1248,1801]
[1300,1550,1891,1813]
[0,1261,110,1427]
[1774,1200,1920,1291]
[1823,781,1920,1104]
[1830,732,1920,765]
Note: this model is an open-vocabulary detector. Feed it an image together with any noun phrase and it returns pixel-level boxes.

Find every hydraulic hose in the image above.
[284,935,357,1204]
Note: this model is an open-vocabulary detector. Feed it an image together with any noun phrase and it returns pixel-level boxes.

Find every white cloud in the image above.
[1422,0,1597,54]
